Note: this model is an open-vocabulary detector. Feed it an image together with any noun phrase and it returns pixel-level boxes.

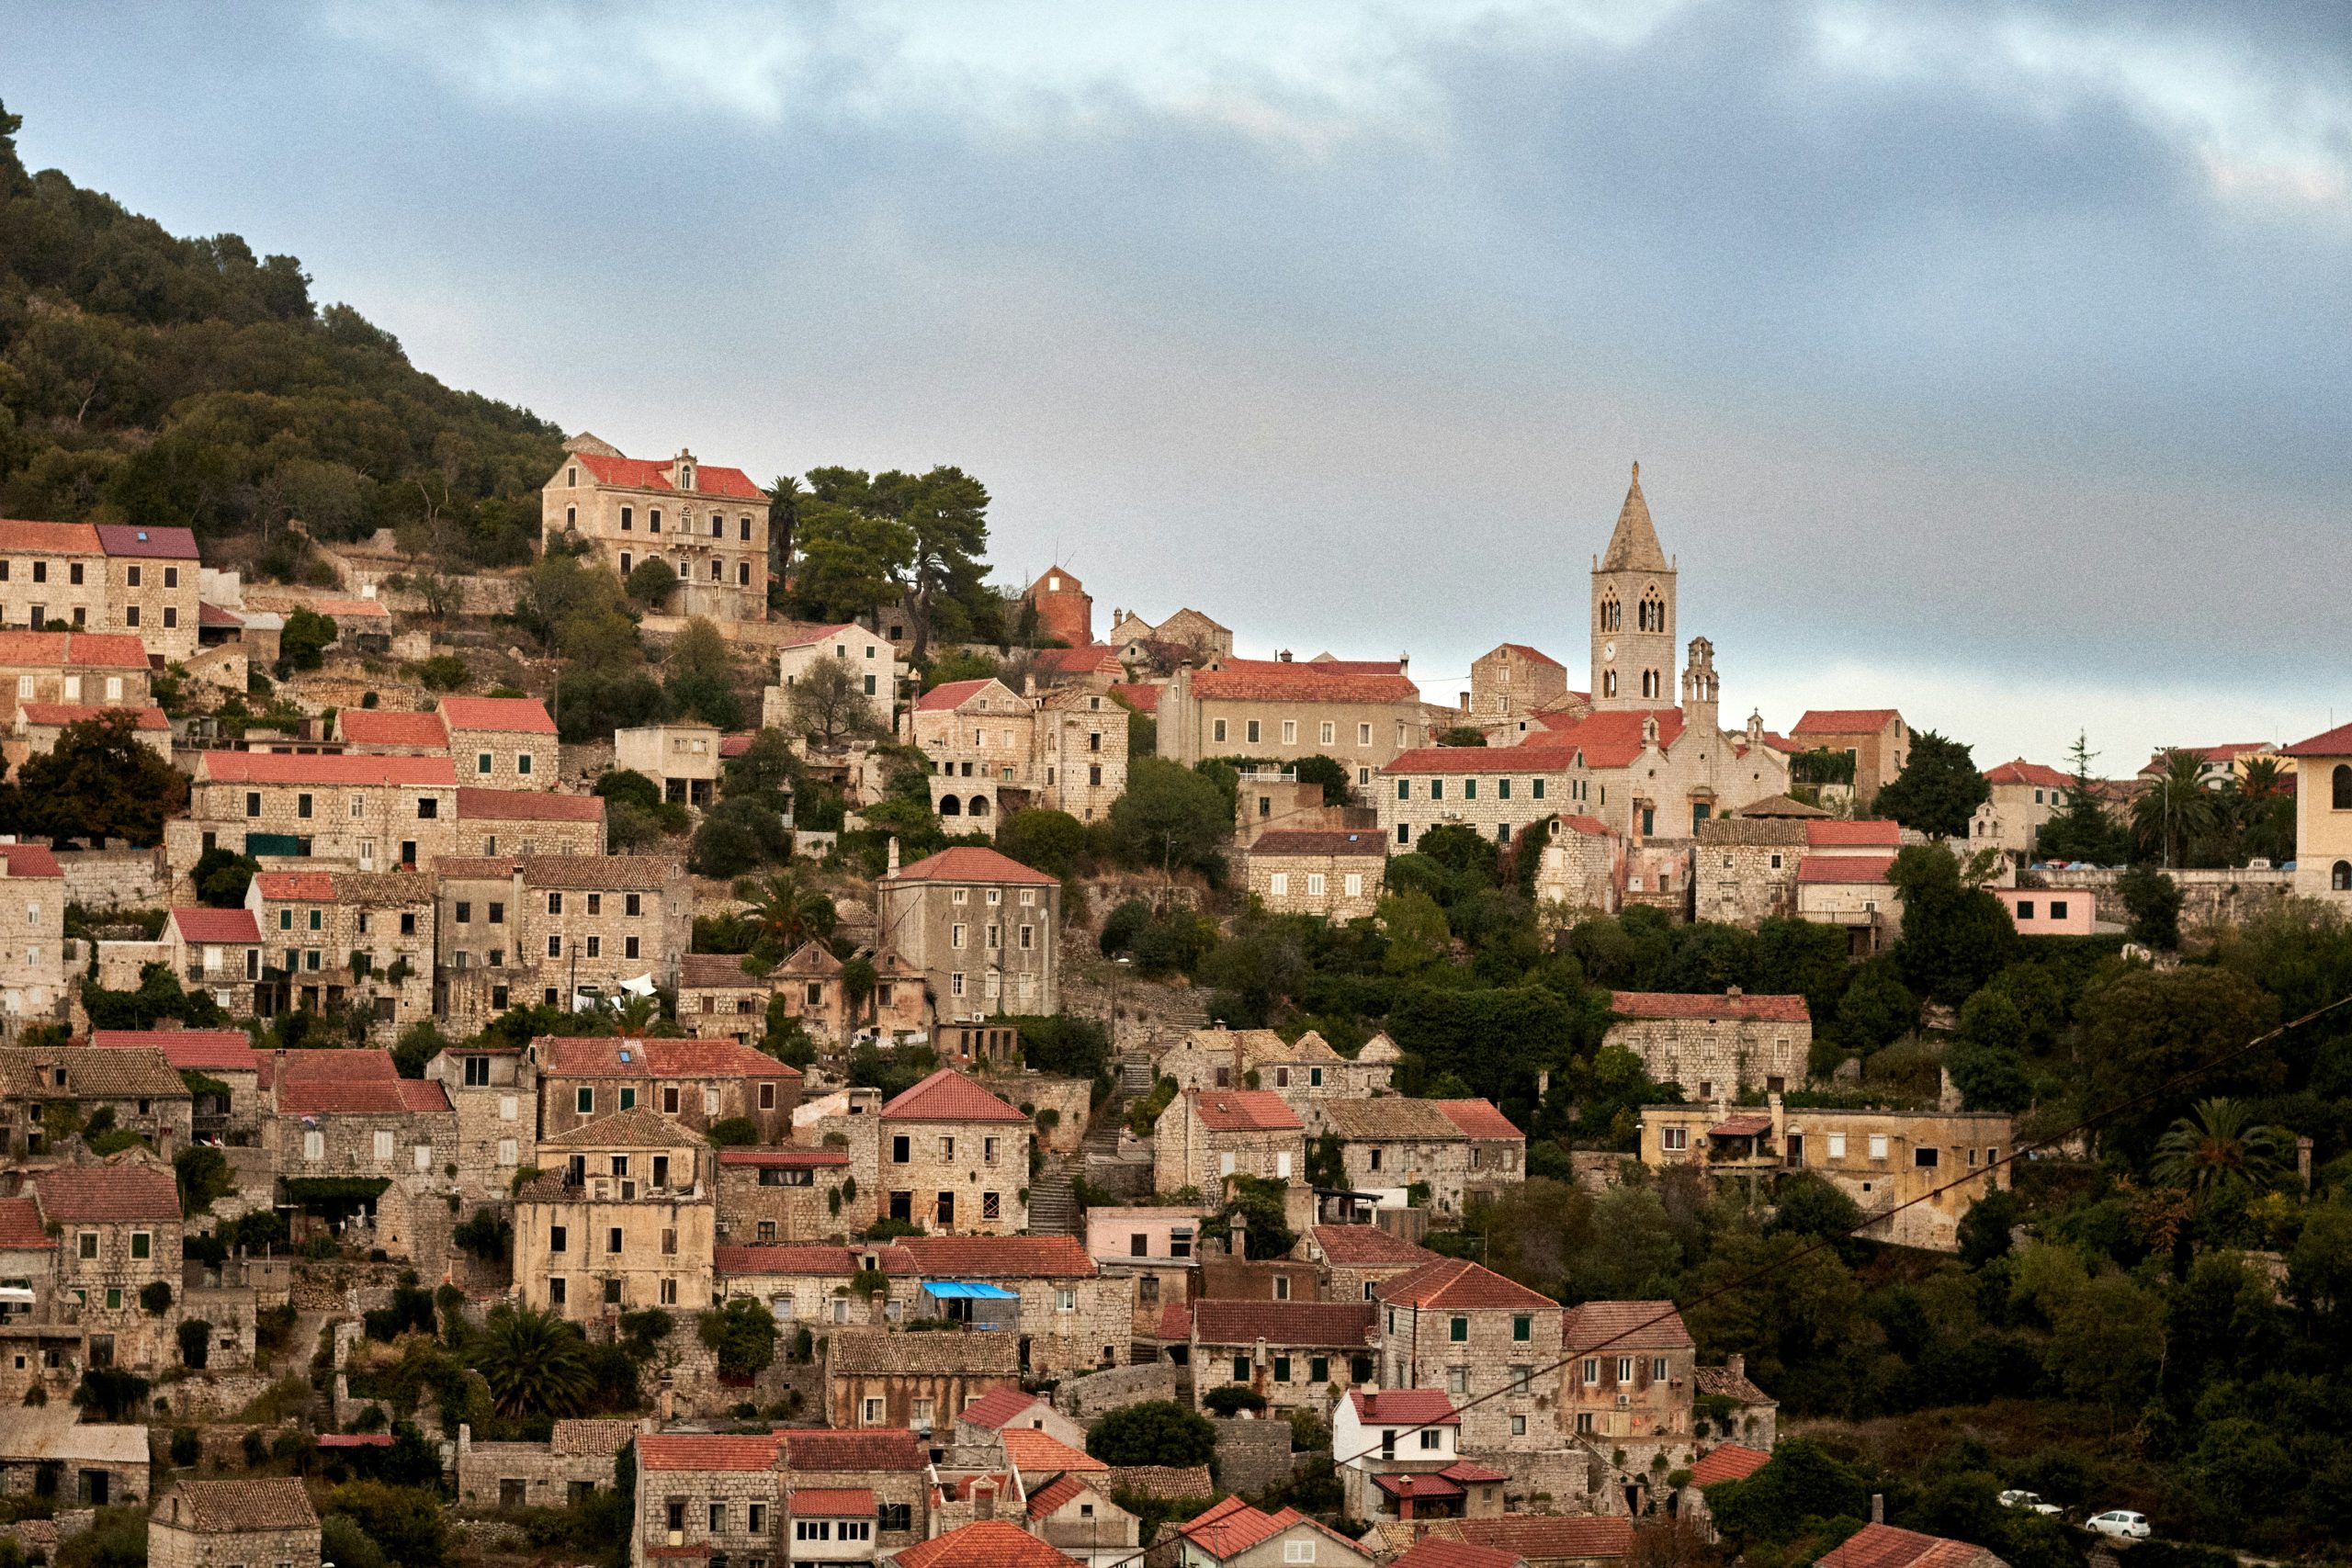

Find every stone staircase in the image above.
[1028,1163,1079,1236]
[1117,1055,1157,1098]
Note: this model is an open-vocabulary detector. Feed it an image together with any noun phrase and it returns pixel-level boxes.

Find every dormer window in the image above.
[680,465,695,490]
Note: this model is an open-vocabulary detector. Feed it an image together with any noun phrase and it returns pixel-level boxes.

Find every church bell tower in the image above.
[1590,462,1678,711]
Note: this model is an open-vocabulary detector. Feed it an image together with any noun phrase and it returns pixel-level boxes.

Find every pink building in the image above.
[1990,886,2095,936]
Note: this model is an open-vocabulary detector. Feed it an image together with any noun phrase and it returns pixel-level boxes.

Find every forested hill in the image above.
[0,99,563,568]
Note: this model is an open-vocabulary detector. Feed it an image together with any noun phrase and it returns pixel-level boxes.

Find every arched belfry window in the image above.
[1600,593,1621,633]
[1603,671,1618,697]
[1638,588,1665,633]
[2334,764,2352,810]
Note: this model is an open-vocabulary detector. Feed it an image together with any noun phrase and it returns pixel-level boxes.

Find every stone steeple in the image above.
[1589,461,1679,711]
[1600,461,1670,573]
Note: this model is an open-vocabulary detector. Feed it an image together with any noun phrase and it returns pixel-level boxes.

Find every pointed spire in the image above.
[1600,460,1670,572]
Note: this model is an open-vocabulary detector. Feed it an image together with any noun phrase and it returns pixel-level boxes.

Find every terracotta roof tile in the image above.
[198,751,455,786]
[715,1244,912,1278]
[780,1427,926,1472]
[254,871,339,901]
[1689,1444,1772,1486]
[164,1478,318,1532]
[1104,1464,1214,1500]
[440,696,558,735]
[537,1108,698,1149]
[717,1147,849,1168]
[456,787,605,821]
[91,1030,264,1076]
[1308,1225,1438,1269]
[94,523,199,558]
[1249,829,1386,856]
[1805,820,1900,849]
[1190,1089,1302,1133]
[893,1520,1078,1568]
[536,1036,799,1079]
[167,908,261,944]
[0,519,101,552]
[899,1235,1095,1278]
[788,1488,876,1516]
[1193,668,1421,705]
[1191,1300,1377,1347]
[1561,1299,1694,1352]
[549,1419,639,1457]
[679,952,767,988]
[1346,1387,1458,1425]
[880,1067,1028,1123]
[886,845,1059,886]
[1816,1524,1991,1568]
[0,844,62,877]
[1109,682,1160,713]
[335,709,449,748]
[1983,760,2072,789]
[17,703,168,730]
[1445,1517,1634,1560]
[1001,1428,1108,1474]
[1792,710,1900,736]
[34,1164,181,1224]
[913,678,1001,713]
[1024,1473,1094,1518]
[956,1386,1048,1431]
[1382,744,1581,776]
[1435,1100,1523,1141]
[1396,1538,1519,1568]
[0,1046,187,1099]
[2284,722,2352,758]
[1609,989,1811,1023]
[1324,1098,1463,1142]
[1795,853,1896,886]
[0,631,149,670]
[636,1432,783,1472]
[572,449,764,502]
[1377,1258,1560,1313]
[0,1197,48,1249]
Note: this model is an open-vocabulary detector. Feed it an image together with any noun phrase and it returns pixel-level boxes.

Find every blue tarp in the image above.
[921,1281,1018,1300]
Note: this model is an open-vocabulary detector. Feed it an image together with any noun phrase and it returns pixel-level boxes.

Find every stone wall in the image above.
[1690,819,1806,927]
[1602,1016,1808,1100]
[1209,1417,1297,1500]
[2030,865,2293,934]
[990,1073,1095,1157]
[1056,1359,1178,1419]
[60,848,171,913]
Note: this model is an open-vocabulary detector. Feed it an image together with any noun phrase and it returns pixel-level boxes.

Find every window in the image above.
[548,935,562,958]
[710,1504,728,1533]
[1915,1146,1940,1168]
[618,1087,636,1111]
[1449,1314,1468,1342]
[2335,763,2352,811]
[1513,1314,1532,1342]
[1431,779,1444,799]
[1447,1365,1468,1394]
[576,1087,594,1114]
[373,1131,395,1161]
[416,797,437,818]
[1827,1132,1846,1158]
[1320,720,1336,745]
[1272,1356,1291,1382]
[1306,874,1326,896]
[304,1132,324,1161]
[1510,1363,1532,1394]
[586,936,601,958]
[2017,899,2035,919]
[1618,1355,1634,1381]
[1270,873,1289,897]
[1214,719,1227,742]
[1663,1125,1688,1151]
[1868,1134,1889,1161]
[77,1232,97,1260]
[549,1225,568,1253]
[1282,719,1298,745]
[1582,1358,1600,1383]
[2051,899,2069,919]
[1283,1543,1317,1565]
[1233,1355,1251,1382]
[1653,1356,1670,1379]
[1419,1427,1443,1450]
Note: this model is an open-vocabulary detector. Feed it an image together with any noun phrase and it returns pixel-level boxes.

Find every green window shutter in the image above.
[1513,1315,1531,1342]
[1233,1357,1250,1383]
[1310,1357,1329,1384]
[1273,1357,1291,1382]
[1450,1315,1468,1342]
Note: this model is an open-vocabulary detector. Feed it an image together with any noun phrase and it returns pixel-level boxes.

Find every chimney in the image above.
[1459,693,1471,715]
[1279,649,1293,662]
[1871,1495,1883,1525]
[1363,1390,1376,1417]
[1725,985,1743,998]
[1726,1352,1744,1381]
[1536,1068,1551,1100]
[1399,652,1408,673]
[2301,1135,2315,1191]
[886,836,900,876]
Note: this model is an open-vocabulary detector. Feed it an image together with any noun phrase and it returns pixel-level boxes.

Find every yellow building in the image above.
[514,1111,715,1320]
[2285,723,2352,899]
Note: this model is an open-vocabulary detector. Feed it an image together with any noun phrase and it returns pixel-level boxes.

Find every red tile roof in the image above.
[787,1488,876,1516]
[1806,820,1900,849]
[1517,707,1686,769]
[0,1197,49,1248]
[780,1427,925,1472]
[1383,744,1579,775]
[1034,645,1123,676]
[198,751,456,786]
[1557,814,1616,838]
[1191,1089,1303,1133]
[2284,722,2352,758]
[1795,853,1896,886]
[1690,1444,1772,1486]
[536,1036,800,1079]
[92,1030,265,1076]
[1440,1460,1510,1483]
[1309,1225,1438,1269]
[34,1165,181,1224]
[1193,668,1420,705]
[887,844,1059,886]
[1610,989,1811,1022]
[717,1148,850,1168]
[1024,1472,1092,1519]
[775,621,865,649]
[1435,1100,1522,1141]
[1815,1524,1991,1568]
[94,523,199,558]
[336,709,448,748]
[1792,710,1899,736]
[1346,1387,1459,1425]
[440,696,559,735]
[1374,1473,1465,1501]
[198,602,243,628]
[715,1245,913,1278]
[1303,658,1407,676]
[1448,1517,1633,1560]
[456,787,605,821]
[1177,1499,1348,1562]
[1248,829,1386,857]
[573,448,764,502]
[1377,1258,1560,1313]
[636,1432,783,1472]
[894,1520,1078,1568]
[914,677,1000,712]
[1983,760,2072,789]
[1496,643,1563,668]
[254,871,339,901]
[0,843,62,878]
[1191,1300,1377,1347]
[956,1386,1048,1431]
[880,1067,1029,1123]
[0,630,152,669]
[899,1235,1096,1278]
[1001,1428,1108,1474]
[1109,682,1160,713]
[1396,1539,1520,1568]
[0,519,101,552]
[17,703,168,730]
[1562,1299,1694,1351]
[275,1049,450,1114]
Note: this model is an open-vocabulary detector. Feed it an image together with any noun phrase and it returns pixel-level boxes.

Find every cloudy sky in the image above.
[10,1,2351,769]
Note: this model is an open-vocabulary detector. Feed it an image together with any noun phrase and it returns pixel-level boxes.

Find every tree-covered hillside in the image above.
[0,100,561,567]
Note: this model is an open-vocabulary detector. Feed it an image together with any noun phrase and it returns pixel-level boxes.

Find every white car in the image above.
[2086,1511,2151,1540]
[1997,1491,2061,1517]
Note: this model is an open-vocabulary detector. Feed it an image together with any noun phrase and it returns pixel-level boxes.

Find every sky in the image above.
[8,0,2352,771]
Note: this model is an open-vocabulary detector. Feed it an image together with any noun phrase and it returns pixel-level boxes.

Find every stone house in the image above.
[0,521,200,660]
[162,907,266,1017]
[781,1427,930,1547]
[456,1417,644,1512]
[1379,745,1580,852]
[1377,1258,1566,1453]
[1172,1496,1374,1568]
[1232,1029,1375,1122]
[431,854,693,1023]
[0,629,152,733]
[1191,1299,1379,1415]
[714,1145,854,1247]
[1558,1300,1694,1453]
[1467,644,1573,725]
[1794,853,1901,954]
[1531,814,1626,915]
[89,1029,270,1145]
[874,1068,1031,1235]
[630,1430,788,1568]
[1086,1205,1205,1336]
[169,751,457,877]
[1030,642,1127,691]
[1197,1247,1321,1307]
[149,1477,320,1568]
[953,1384,1089,1452]
[532,1035,803,1145]
[1021,1470,1139,1568]
[1302,1223,1441,1306]
[1106,604,1232,662]
[1033,684,1130,823]
[514,1110,715,1320]
[1330,1388,1514,1523]
[827,1327,1022,1429]
[334,707,451,754]
[876,846,1060,1021]
[1245,829,1385,921]
[1817,1523,2007,1568]
[423,1041,540,1207]
[544,436,770,624]
[1321,1100,1524,1217]
[31,1161,184,1373]
[769,941,856,1042]
[0,1045,191,1157]
[268,1050,458,1258]
[1690,816,1809,926]
[1153,1089,1305,1197]
[774,620,907,721]
[906,680,1129,827]
[678,951,775,1044]
[1233,768,1374,849]
[1636,1099,2012,1252]
[614,722,723,807]
[1693,1354,1777,1451]
[0,842,67,1037]
[712,1241,910,1333]
[1970,761,2074,863]
[898,1235,1127,1381]
[1602,990,1809,1100]
[0,1404,150,1505]
[1788,709,1909,807]
[9,702,170,775]
[1160,660,1430,790]
[247,869,435,1032]
[452,786,607,858]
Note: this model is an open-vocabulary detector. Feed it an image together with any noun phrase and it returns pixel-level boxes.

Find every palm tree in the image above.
[2149,1099,2291,1198]
[472,1303,594,1417]
[735,871,837,958]
[2132,750,2220,867]
[615,993,660,1036]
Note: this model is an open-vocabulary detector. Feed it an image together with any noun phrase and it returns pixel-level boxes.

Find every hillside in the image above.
[0,99,562,570]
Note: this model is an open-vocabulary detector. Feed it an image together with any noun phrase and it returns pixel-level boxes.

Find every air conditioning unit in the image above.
[1615,1394,1630,1409]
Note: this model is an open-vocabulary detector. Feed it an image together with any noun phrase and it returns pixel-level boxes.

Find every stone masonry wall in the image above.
[1602,1017,1808,1099]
